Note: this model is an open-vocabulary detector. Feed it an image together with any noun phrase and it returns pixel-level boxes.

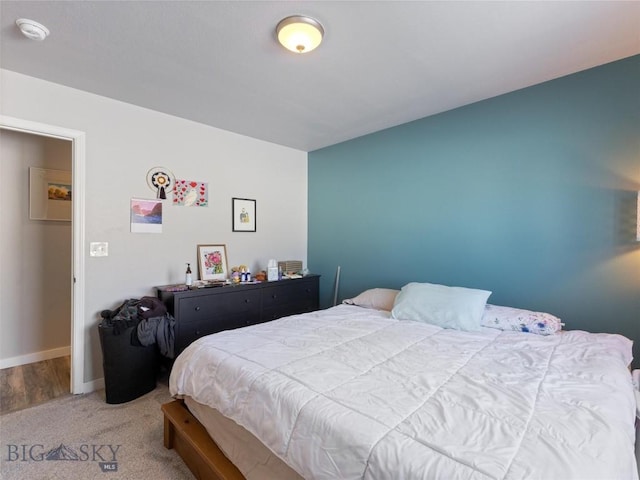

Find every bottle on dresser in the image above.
[185,263,193,287]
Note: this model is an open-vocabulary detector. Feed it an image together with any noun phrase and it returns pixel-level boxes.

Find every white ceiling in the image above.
[1,1,639,152]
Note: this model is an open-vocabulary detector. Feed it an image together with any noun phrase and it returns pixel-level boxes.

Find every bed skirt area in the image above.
[162,399,302,480]
[162,399,245,480]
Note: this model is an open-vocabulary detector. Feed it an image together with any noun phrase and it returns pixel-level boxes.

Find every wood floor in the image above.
[0,356,70,415]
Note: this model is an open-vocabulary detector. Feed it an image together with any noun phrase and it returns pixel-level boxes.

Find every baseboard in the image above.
[0,346,71,369]
[82,377,105,394]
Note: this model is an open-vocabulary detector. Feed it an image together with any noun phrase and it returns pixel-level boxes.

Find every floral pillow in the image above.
[481,304,562,335]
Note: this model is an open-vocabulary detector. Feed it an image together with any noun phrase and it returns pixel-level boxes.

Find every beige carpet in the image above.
[0,382,194,480]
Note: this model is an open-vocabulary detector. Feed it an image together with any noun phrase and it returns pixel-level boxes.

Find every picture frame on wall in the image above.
[130,198,163,234]
[29,167,72,221]
[197,244,229,281]
[232,197,256,232]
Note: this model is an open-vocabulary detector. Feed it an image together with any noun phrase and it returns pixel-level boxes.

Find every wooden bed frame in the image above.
[162,399,245,480]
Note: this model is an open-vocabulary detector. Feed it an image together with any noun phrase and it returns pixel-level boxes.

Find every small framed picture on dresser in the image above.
[232,197,256,232]
[197,244,229,281]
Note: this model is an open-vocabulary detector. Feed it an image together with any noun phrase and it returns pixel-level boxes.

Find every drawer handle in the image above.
[194,306,201,311]
[195,330,201,336]
[244,299,251,303]
[271,294,277,299]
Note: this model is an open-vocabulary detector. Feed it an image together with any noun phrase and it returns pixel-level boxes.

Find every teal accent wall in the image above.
[309,55,640,363]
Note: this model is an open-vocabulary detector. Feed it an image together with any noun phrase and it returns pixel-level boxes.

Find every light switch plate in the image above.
[90,242,109,257]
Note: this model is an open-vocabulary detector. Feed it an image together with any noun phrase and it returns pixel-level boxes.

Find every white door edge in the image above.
[0,115,86,394]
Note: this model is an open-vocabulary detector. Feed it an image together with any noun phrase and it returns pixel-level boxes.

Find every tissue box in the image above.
[267,266,279,281]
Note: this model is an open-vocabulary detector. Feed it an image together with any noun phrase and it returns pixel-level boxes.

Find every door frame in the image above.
[0,115,85,394]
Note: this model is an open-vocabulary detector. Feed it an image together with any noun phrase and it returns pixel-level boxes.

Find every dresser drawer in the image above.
[176,290,260,323]
[174,321,217,353]
[261,279,318,309]
[175,296,217,323]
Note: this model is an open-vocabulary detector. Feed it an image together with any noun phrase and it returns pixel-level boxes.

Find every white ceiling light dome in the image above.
[276,15,324,54]
[16,18,50,41]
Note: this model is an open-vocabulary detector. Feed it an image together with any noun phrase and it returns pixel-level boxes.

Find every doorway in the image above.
[0,115,85,394]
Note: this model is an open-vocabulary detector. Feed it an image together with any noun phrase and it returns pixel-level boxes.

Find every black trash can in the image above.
[98,321,158,404]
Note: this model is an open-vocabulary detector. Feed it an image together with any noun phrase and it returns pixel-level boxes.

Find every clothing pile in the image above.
[100,296,176,359]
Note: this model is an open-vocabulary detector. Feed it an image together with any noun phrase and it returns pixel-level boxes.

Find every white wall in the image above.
[0,131,72,363]
[0,69,308,384]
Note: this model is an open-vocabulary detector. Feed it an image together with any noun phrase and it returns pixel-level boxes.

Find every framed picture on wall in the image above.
[197,244,229,281]
[232,197,256,232]
[29,167,72,221]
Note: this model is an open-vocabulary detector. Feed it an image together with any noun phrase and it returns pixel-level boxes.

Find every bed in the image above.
[164,284,638,480]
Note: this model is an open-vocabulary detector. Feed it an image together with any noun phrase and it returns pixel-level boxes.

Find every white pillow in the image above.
[481,304,562,335]
[342,288,399,311]
[391,282,492,331]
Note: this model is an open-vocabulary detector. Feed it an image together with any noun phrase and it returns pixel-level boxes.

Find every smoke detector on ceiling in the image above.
[16,18,50,41]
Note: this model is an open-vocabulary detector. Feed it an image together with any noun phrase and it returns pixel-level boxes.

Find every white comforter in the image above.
[170,305,638,480]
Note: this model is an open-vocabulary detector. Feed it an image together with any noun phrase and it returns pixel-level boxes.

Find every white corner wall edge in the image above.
[636,191,639,241]
[0,114,86,395]
[0,346,71,369]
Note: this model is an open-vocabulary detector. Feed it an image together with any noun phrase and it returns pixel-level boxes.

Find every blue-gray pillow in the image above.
[391,282,492,331]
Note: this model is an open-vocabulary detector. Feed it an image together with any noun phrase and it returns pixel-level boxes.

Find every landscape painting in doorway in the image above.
[29,167,72,221]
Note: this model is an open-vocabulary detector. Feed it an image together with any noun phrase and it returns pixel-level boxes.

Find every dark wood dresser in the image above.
[157,275,319,356]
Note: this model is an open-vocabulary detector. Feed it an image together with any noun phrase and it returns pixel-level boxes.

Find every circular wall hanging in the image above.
[146,167,175,200]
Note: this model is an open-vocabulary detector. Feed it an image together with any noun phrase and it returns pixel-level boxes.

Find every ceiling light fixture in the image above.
[16,18,50,41]
[276,15,324,54]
